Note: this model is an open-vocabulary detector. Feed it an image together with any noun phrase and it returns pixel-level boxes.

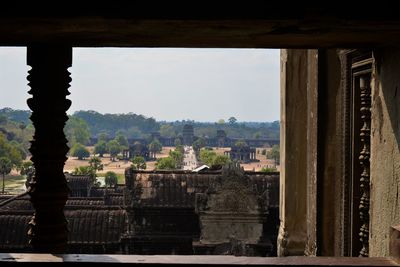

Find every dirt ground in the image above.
[63,146,176,174]
[64,146,279,174]
[3,146,278,194]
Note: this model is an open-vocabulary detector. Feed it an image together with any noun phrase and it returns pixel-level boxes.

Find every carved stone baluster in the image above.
[26,46,72,253]
[358,76,370,257]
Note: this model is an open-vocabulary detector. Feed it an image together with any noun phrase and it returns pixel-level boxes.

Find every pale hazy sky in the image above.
[0,47,280,122]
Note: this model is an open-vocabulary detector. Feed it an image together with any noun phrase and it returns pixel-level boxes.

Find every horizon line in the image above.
[0,107,280,123]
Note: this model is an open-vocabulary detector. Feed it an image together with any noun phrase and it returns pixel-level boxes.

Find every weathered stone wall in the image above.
[370,48,400,256]
[124,169,279,209]
[124,169,279,255]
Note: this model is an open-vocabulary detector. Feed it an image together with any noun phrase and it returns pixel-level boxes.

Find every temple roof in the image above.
[0,207,127,249]
[126,170,279,208]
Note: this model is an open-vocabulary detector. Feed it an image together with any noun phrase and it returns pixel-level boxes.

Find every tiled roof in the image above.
[0,214,31,249]
[0,207,127,249]
[66,208,127,245]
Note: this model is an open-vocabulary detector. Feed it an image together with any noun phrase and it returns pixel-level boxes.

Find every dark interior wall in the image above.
[1,6,400,47]
[316,49,342,256]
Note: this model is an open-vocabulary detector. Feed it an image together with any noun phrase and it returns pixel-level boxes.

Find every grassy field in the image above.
[1,174,27,194]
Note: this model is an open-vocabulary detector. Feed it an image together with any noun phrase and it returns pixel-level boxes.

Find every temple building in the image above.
[123,164,279,256]
[224,144,258,163]
[216,130,228,147]
[0,167,279,256]
[2,5,400,266]
[0,174,126,253]
[182,124,194,146]
[122,142,150,160]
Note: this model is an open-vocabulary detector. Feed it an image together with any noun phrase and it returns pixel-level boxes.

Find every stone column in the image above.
[27,45,72,253]
[277,49,308,256]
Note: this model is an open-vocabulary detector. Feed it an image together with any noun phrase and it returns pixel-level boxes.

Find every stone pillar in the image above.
[27,45,72,253]
[305,49,318,256]
[277,49,308,256]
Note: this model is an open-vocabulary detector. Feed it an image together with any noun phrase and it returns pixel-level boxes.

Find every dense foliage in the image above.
[131,156,147,170]
[0,133,25,167]
[155,157,177,170]
[0,109,280,148]
[0,108,31,125]
[73,110,159,137]
[104,171,118,188]
[199,148,230,167]
[159,119,280,140]
[266,144,280,166]
[65,116,91,146]
[70,143,90,160]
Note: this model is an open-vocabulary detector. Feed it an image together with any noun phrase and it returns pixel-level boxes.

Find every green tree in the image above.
[159,124,176,137]
[72,165,95,177]
[20,161,35,189]
[126,126,143,138]
[73,110,159,138]
[65,116,91,146]
[199,149,217,166]
[107,140,121,161]
[254,132,261,139]
[175,144,184,155]
[94,140,107,157]
[9,140,27,162]
[228,116,237,125]
[0,133,23,167]
[169,150,183,166]
[98,132,109,143]
[104,171,118,188]
[115,132,129,148]
[217,119,225,125]
[192,137,206,153]
[0,157,12,194]
[131,156,147,170]
[89,156,103,173]
[212,155,231,166]
[0,115,7,125]
[234,140,248,148]
[148,139,162,158]
[155,157,176,170]
[70,156,103,184]
[267,145,280,167]
[174,138,182,147]
[20,161,34,176]
[70,143,90,160]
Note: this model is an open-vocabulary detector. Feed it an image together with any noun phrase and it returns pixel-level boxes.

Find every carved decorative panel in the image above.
[339,50,372,256]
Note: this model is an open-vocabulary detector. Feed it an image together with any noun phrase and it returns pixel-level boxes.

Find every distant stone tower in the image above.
[216,130,227,147]
[182,124,194,146]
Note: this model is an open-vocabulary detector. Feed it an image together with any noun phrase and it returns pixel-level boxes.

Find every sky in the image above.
[0,47,280,122]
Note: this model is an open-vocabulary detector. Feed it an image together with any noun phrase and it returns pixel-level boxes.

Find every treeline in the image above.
[0,108,280,145]
[73,110,159,138]
[159,120,279,139]
[0,108,31,125]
